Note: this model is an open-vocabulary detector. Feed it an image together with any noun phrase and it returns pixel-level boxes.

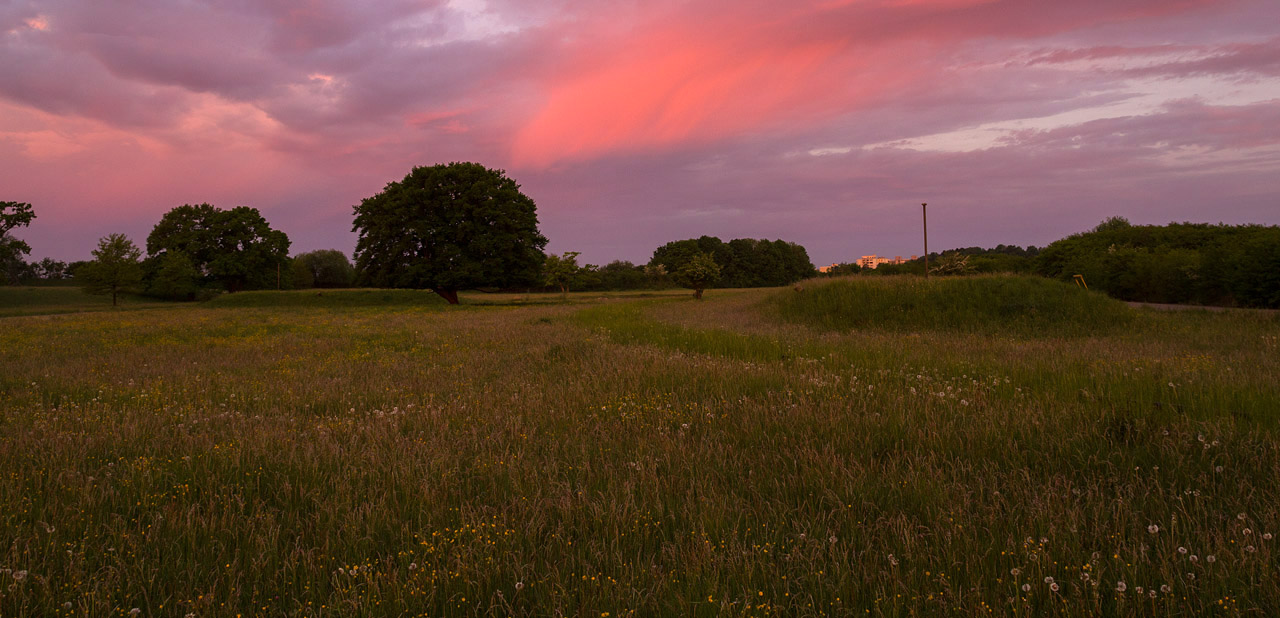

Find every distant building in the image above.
[818,263,840,273]
[856,254,918,269]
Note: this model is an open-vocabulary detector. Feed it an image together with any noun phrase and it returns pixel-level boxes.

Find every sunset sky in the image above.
[3,0,1279,266]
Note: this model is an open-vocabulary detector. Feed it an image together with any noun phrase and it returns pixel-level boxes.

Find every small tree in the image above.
[673,252,721,300]
[81,234,143,306]
[1,201,35,285]
[544,251,580,299]
[291,249,355,289]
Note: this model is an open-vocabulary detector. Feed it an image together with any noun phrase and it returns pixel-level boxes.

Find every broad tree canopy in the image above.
[147,204,290,292]
[352,162,548,304]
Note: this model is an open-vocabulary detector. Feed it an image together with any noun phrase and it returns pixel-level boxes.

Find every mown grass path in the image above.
[1,285,1277,617]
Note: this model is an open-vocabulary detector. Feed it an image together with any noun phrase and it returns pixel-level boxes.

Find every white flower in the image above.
[1245,545,1256,553]
[1160,584,1171,593]
[1021,584,1031,592]
[1135,586,1143,594]
[1186,573,1196,580]
[1050,582,1060,592]
[63,602,72,610]
[1237,513,1247,521]
[1206,555,1216,563]
[515,581,524,590]
[408,562,417,571]
[129,610,141,617]
[13,570,27,581]
[1147,524,1159,534]
[1243,528,1252,535]
[1010,568,1021,576]
[1040,537,1048,544]
[1190,555,1199,562]
[1178,546,1187,554]
[1116,581,1127,592]
[1044,576,1055,584]
[1215,466,1224,473]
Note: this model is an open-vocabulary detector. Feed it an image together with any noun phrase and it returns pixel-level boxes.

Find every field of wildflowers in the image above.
[1,278,1277,616]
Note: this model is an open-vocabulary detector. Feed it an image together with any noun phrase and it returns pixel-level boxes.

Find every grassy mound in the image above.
[204,288,450,309]
[772,275,1133,335]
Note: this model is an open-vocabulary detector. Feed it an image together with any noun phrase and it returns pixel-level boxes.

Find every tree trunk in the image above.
[111,287,118,307]
[435,289,460,305]
[694,288,703,300]
[560,284,567,300]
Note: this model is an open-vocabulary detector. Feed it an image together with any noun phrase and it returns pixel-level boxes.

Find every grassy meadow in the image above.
[1,276,1278,617]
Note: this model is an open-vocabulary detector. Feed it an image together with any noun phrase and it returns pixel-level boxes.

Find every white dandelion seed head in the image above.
[1010,568,1021,576]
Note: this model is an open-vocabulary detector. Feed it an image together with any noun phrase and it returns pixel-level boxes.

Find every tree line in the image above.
[1034,217,1280,308]
[2,163,819,304]
[8,173,1277,307]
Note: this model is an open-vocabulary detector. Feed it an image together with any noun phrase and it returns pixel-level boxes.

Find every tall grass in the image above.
[0,286,1277,616]
[772,275,1134,336]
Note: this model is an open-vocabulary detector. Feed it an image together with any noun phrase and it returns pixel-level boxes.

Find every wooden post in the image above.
[922,203,929,280]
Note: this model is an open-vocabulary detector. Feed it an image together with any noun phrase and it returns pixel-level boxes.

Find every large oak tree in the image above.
[352,162,548,304]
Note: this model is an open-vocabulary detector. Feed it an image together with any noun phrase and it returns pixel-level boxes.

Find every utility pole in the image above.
[922,203,929,280]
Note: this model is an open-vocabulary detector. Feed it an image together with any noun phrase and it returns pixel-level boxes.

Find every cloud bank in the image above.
[2,0,1278,265]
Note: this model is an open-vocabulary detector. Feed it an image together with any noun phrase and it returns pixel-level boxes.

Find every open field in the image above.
[1,277,1278,616]
[0,286,174,318]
